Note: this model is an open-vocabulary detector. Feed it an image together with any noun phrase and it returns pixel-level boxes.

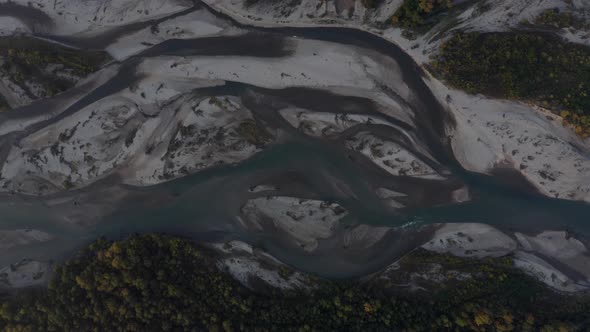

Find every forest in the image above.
[1,234,589,331]
[431,32,590,137]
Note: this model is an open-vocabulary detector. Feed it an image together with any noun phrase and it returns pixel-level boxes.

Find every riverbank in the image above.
[2,233,589,331]
[422,223,590,292]
[0,0,589,296]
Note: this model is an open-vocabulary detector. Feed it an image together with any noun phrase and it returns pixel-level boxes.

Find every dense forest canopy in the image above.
[431,32,590,137]
[0,234,589,331]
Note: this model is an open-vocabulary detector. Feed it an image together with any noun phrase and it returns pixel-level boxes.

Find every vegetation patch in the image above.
[533,8,587,30]
[244,0,302,10]
[431,32,590,136]
[0,37,110,101]
[361,0,385,10]
[236,119,273,146]
[1,234,590,331]
[0,95,9,112]
[391,0,453,30]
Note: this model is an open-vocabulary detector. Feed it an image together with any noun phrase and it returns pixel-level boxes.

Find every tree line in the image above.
[431,32,590,137]
[0,234,589,331]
